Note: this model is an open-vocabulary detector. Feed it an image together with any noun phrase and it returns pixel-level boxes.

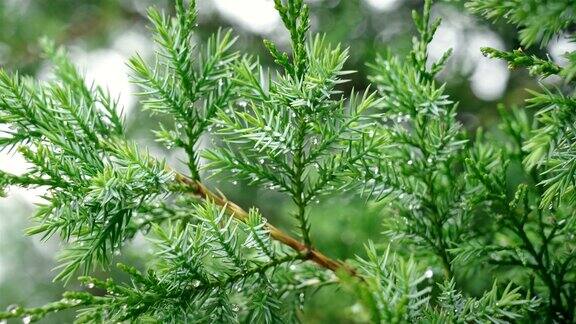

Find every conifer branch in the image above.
[173,173,355,276]
[1,0,574,322]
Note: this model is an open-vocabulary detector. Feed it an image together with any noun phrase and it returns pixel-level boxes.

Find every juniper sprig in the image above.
[1,0,575,322]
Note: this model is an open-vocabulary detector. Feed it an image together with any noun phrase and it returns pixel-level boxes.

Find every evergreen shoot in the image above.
[0,0,575,322]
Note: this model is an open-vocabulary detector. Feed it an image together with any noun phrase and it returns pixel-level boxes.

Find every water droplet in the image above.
[87,283,95,289]
[407,160,413,165]
[427,158,432,163]
[6,304,19,314]
[232,304,240,312]
[237,100,247,108]
[192,279,201,288]
[351,303,362,314]
[425,269,433,278]
[22,316,31,324]
[231,180,238,186]
[259,158,265,164]
[141,223,152,234]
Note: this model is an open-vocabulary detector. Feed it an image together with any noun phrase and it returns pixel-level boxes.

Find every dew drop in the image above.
[407,160,413,165]
[259,158,265,164]
[22,316,31,324]
[191,279,201,288]
[141,223,152,234]
[427,158,432,163]
[232,180,238,186]
[6,304,19,314]
[425,269,433,278]
[232,304,240,312]
[351,303,362,314]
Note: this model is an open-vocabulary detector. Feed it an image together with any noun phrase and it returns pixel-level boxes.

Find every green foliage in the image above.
[361,0,467,278]
[204,5,383,247]
[0,41,172,283]
[460,0,576,321]
[343,245,535,323]
[466,0,576,47]
[65,203,327,323]
[344,244,433,323]
[1,0,575,322]
[1,201,330,323]
[423,280,538,323]
[128,0,237,179]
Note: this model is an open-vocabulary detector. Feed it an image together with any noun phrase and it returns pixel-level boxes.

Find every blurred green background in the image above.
[0,0,571,322]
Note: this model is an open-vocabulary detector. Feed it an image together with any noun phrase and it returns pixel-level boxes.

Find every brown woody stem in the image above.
[174,173,356,277]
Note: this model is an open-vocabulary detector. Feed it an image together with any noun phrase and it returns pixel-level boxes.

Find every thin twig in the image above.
[174,173,357,277]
